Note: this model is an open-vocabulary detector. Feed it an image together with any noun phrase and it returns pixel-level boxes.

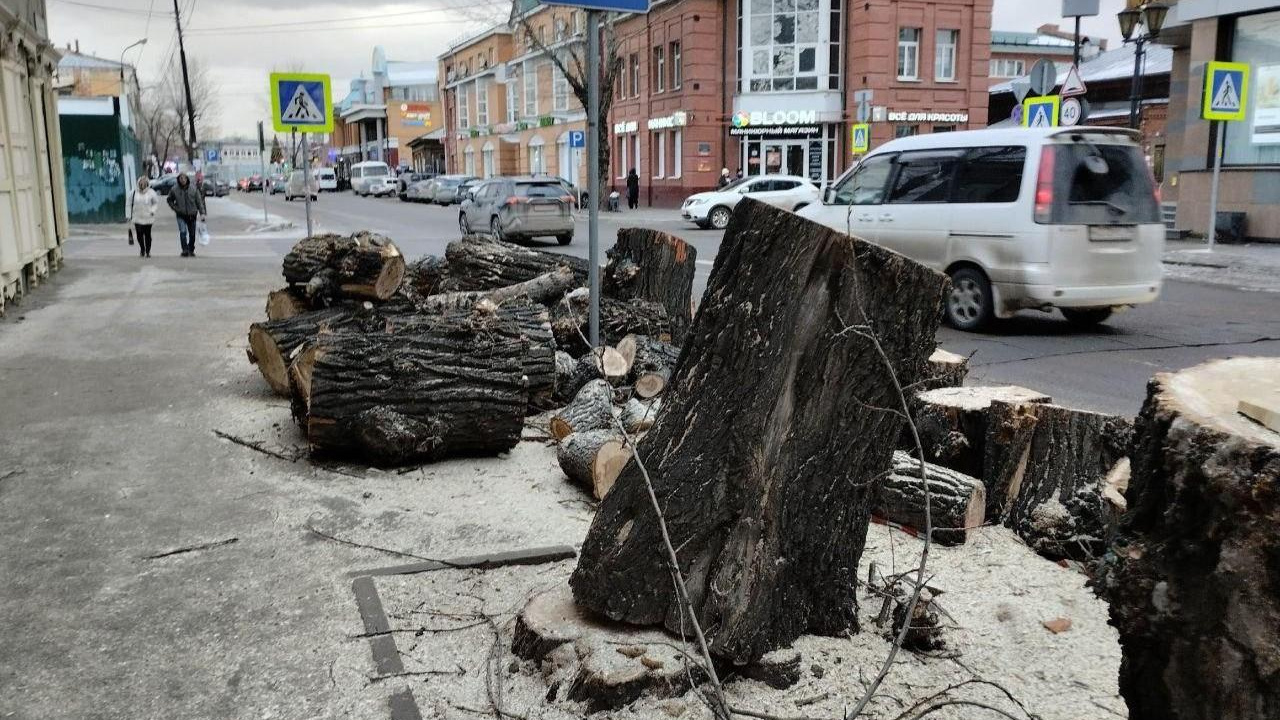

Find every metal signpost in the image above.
[257,121,268,222]
[270,73,333,237]
[1202,61,1249,251]
[543,0,650,347]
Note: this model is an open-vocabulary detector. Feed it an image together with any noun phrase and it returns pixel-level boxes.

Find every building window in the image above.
[630,53,640,96]
[482,143,495,178]
[464,147,476,175]
[476,79,489,126]
[507,82,518,122]
[935,29,958,81]
[741,0,833,92]
[529,141,545,174]
[897,27,920,80]
[654,46,665,93]
[990,59,1025,78]
[652,131,666,178]
[617,135,628,178]
[553,63,570,112]
[523,63,537,117]
[933,125,955,133]
[458,85,470,129]
[895,124,919,138]
[1224,10,1280,166]
[671,129,682,178]
[670,41,682,89]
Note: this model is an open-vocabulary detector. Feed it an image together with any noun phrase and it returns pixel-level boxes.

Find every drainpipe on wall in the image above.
[721,0,730,181]
[645,11,653,208]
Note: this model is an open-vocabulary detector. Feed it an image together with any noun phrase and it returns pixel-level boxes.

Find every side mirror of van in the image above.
[822,187,835,204]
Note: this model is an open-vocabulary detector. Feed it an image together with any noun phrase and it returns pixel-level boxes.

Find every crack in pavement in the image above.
[974,335,1280,367]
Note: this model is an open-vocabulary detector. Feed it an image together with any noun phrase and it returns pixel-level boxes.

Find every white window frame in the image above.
[476,79,489,126]
[935,29,958,82]
[553,63,570,112]
[482,142,495,178]
[617,135,628,179]
[632,133,641,177]
[652,131,665,179]
[529,138,546,174]
[630,53,640,97]
[897,27,920,81]
[506,82,518,122]
[654,46,665,93]
[523,61,537,117]
[740,0,834,93]
[671,129,682,178]
[464,146,476,175]
[458,85,471,129]
[670,41,682,89]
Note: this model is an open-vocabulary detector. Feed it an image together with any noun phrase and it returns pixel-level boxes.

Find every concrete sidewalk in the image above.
[69,196,297,244]
[1163,239,1280,293]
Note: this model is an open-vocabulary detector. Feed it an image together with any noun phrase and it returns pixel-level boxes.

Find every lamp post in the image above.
[118,38,147,84]
[1117,2,1169,130]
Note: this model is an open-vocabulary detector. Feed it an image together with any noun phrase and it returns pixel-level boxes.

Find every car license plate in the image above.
[533,204,556,213]
[1090,225,1134,242]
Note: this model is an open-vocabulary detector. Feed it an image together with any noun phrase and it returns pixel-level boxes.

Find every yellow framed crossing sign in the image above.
[850,123,870,154]
[1202,61,1249,122]
[270,73,332,133]
[1022,96,1060,128]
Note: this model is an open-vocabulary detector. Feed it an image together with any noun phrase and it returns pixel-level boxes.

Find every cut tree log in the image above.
[403,255,453,296]
[619,398,661,434]
[629,335,680,399]
[603,229,697,342]
[288,306,530,465]
[551,292,672,357]
[282,232,406,301]
[557,353,605,403]
[416,265,577,314]
[550,379,615,441]
[910,385,1052,489]
[1099,357,1280,720]
[265,287,311,321]
[923,348,970,390]
[615,334,638,374]
[554,351,577,402]
[570,199,949,665]
[444,234,588,291]
[875,451,986,546]
[557,429,632,500]
[986,402,1131,559]
[248,304,378,396]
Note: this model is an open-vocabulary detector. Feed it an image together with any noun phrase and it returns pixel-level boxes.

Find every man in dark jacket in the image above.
[167,173,206,257]
[625,168,639,210]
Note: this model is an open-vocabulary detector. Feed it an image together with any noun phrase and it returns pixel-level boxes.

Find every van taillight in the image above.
[1034,146,1055,223]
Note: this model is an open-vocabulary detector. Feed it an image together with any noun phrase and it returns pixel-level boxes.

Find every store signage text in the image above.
[647,111,687,130]
[732,109,818,128]
[886,111,970,123]
[613,120,639,134]
[729,124,820,137]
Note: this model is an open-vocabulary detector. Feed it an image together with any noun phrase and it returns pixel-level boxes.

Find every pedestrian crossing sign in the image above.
[1022,95,1060,128]
[851,123,870,154]
[270,73,332,133]
[1202,61,1249,122]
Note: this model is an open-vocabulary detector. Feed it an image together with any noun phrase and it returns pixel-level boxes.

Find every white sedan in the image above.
[681,174,821,229]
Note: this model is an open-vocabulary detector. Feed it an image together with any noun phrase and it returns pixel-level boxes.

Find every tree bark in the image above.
[619,397,660,434]
[557,429,633,500]
[554,351,578,403]
[551,292,672,358]
[550,379,615,441]
[403,255,454,296]
[248,304,379,396]
[444,234,589,291]
[603,229,697,342]
[628,335,680,398]
[282,232,406,301]
[1099,358,1280,720]
[875,451,986,546]
[988,402,1131,560]
[569,198,949,665]
[416,266,577,314]
[288,308,530,466]
[911,385,1052,483]
[265,287,311,321]
[923,348,970,391]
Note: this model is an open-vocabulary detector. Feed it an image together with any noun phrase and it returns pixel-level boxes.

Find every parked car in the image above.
[285,170,319,202]
[681,174,819,230]
[428,175,475,205]
[456,178,481,204]
[405,178,436,203]
[245,174,265,192]
[313,167,338,192]
[202,178,230,197]
[397,171,432,200]
[236,177,250,192]
[459,176,575,245]
[350,161,396,197]
[798,126,1164,331]
[268,174,287,194]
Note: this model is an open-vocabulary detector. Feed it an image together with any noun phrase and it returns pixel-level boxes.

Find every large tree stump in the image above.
[1100,358,1280,720]
[910,385,1051,488]
[248,304,378,396]
[603,229,696,342]
[989,402,1131,559]
[551,291,672,358]
[288,306,530,465]
[923,348,969,391]
[569,199,948,664]
[283,232,406,301]
[875,451,986,546]
[445,234,589,291]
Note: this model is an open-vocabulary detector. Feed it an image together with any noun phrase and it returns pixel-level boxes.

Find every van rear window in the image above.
[1048,143,1159,225]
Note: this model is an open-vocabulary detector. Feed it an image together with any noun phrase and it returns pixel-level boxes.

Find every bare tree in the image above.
[163,57,220,163]
[137,83,182,169]
[511,7,623,204]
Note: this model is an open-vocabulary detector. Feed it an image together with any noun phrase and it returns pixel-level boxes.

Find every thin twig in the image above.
[212,429,302,462]
[304,515,454,565]
[902,700,1027,720]
[143,537,238,560]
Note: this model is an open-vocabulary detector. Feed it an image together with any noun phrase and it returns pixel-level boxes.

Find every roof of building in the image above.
[58,51,126,70]
[990,42,1173,94]
[444,24,513,55]
[992,30,1077,48]
[386,61,437,87]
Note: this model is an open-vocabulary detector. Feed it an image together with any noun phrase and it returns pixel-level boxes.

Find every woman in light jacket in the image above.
[128,177,159,258]
[166,173,206,257]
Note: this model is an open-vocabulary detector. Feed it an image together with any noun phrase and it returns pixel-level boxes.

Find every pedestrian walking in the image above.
[717,168,731,189]
[626,168,639,210]
[128,177,159,258]
[167,173,206,257]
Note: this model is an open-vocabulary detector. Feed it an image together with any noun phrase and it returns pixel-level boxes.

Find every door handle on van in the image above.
[856,213,873,222]
[878,213,894,222]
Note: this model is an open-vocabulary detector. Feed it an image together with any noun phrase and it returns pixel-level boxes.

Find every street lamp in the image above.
[119,38,147,83]
[1117,3,1168,129]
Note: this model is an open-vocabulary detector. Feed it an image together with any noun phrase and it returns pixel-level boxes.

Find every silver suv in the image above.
[459,177,575,245]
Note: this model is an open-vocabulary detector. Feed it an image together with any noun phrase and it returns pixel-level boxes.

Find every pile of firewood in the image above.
[246,229,695,468]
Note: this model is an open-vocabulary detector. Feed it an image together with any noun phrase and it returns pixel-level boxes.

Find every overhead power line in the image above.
[184,0,507,35]
[50,0,167,16]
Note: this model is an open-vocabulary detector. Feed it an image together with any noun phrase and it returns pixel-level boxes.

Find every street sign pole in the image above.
[1207,121,1224,252]
[258,121,268,223]
[300,129,314,237]
[586,9,601,348]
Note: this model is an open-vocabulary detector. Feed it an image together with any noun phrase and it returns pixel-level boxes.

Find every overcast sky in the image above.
[49,0,1129,143]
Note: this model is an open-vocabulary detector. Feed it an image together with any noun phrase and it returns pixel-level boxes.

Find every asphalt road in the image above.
[228,190,1280,417]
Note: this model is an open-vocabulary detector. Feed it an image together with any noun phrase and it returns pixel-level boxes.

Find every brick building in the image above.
[333,47,442,173]
[440,0,994,207]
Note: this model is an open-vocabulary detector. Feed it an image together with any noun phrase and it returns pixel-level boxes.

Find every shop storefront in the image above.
[729,108,841,186]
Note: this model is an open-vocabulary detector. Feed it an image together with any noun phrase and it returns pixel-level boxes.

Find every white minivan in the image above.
[313,167,337,192]
[799,127,1164,330]
[350,161,396,197]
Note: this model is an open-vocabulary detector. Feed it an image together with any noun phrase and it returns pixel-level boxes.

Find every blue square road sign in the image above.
[569,130,586,148]
[1203,61,1249,122]
[270,73,333,133]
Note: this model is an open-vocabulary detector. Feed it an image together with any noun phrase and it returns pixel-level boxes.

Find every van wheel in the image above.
[1061,307,1113,327]
[490,217,505,242]
[556,234,572,246]
[709,206,732,229]
[459,214,472,235]
[945,267,994,331]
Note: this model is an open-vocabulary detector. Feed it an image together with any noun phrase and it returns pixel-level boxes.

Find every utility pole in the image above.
[172,0,198,164]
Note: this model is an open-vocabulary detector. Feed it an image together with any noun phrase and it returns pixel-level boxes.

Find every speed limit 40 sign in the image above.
[1060,96,1088,126]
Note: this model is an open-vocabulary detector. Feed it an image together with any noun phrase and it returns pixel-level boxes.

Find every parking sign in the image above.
[569,130,586,148]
